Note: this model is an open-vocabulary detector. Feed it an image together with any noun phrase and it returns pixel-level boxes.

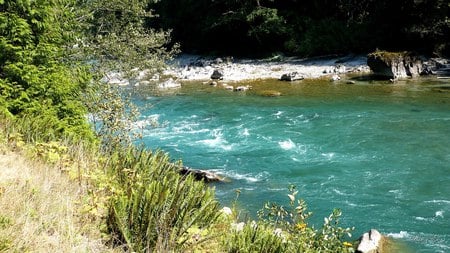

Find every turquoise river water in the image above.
[132,77,450,252]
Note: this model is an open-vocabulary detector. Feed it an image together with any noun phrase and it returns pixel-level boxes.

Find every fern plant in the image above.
[106,147,221,252]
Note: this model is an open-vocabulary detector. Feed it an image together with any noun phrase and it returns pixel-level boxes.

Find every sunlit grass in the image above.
[0,132,115,252]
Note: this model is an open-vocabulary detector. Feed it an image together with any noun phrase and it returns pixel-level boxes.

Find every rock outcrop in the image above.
[357,229,385,253]
[367,51,423,79]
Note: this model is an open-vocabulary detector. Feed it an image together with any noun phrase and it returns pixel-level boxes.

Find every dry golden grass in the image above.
[0,142,116,252]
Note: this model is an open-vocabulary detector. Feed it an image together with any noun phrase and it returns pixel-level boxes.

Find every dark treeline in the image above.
[152,0,449,57]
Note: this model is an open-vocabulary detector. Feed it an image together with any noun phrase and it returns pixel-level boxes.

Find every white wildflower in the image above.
[221,207,232,215]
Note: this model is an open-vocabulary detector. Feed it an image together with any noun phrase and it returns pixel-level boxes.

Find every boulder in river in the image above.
[280,71,304,81]
[367,51,423,80]
[178,166,226,183]
[356,229,385,253]
[211,69,224,80]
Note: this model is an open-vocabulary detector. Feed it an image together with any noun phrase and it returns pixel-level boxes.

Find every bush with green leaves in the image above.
[0,0,95,141]
[223,185,355,253]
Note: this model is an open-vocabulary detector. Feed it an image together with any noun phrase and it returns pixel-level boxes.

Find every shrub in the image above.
[222,185,355,253]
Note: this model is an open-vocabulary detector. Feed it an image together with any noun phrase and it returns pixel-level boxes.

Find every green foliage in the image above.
[83,83,139,151]
[0,214,12,251]
[224,221,287,253]
[75,0,177,78]
[72,0,177,151]
[154,0,450,56]
[246,6,287,49]
[34,141,68,164]
[222,186,355,253]
[291,18,353,56]
[0,0,95,142]
[106,147,221,252]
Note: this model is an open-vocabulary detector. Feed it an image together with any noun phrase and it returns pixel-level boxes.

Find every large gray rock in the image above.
[178,166,226,183]
[280,71,304,81]
[357,229,384,253]
[211,69,224,80]
[367,51,423,79]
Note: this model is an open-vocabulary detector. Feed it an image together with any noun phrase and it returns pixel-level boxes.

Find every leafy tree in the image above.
[69,0,178,149]
[0,0,94,141]
[153,0,449,56]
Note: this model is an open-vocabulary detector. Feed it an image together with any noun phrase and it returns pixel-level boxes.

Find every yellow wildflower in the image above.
[296,223,307,230]
[343,241,353,247]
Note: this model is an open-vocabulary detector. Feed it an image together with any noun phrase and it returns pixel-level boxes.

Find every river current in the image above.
[132,78,450,252]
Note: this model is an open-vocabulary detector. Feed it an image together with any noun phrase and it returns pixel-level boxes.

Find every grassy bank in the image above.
[0,126,114,252]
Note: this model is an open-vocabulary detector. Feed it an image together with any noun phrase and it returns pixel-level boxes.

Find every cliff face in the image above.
[367,51,423,79]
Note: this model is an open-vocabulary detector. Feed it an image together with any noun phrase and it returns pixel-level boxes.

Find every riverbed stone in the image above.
[234,85,251,92]
[367,51,423,79]
[280,71,304,81]
[211,69,224,80]
[330,74,341,81]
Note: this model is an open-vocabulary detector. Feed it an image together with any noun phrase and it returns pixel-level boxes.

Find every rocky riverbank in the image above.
[162,54,371,82]
[105,53,449,87]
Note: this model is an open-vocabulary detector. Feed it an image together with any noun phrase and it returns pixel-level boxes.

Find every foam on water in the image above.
[213,170,270,183]
[242,128,250,136]
[387,231,410,239]
[435,210,444,218]
[387,231,450,252]
[425,200,450,205]
[321,152,335,160]
[133,114,160,129]
[196,129,233,151]
[279,139,296,150]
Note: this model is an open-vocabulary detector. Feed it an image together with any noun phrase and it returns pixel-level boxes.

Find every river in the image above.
[132,76,450,252]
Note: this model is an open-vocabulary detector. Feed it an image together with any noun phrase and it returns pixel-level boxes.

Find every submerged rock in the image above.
[259,90,281,97]
[367,51,423,80]
[223,84,234,90]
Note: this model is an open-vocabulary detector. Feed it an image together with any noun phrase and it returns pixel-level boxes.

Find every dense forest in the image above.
[153,0,450,57]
